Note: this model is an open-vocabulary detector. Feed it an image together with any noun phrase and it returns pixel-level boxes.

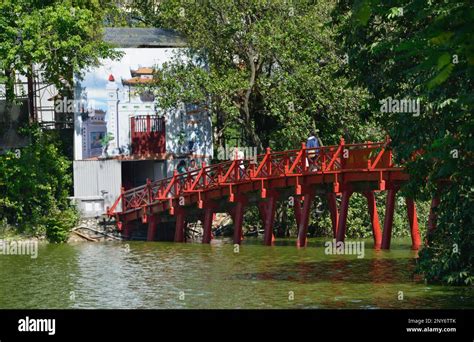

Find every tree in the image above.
[0,126,78,242]
[130,0,372,152]
[0,0,120,241]
[334,0,474,284]
[0,0,120,136]
[125,0,421,240]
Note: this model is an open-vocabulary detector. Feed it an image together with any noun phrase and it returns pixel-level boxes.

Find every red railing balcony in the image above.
[130,115,165,156]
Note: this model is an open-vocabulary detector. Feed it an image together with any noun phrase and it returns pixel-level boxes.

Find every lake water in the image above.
[0,237,472,309]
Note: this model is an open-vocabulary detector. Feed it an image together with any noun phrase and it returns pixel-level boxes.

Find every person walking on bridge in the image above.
[306,130,321,171]
[177,159,187,174]
[231,147,246,179]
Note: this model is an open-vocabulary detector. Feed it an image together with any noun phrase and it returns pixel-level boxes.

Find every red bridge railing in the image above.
[107,137,394,216]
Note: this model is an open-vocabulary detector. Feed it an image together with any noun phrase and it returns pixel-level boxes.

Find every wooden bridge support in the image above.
[406,198,421,250]
[174,208,186,243]
[233,196,247,245]
[336,190,352,243]
[363,192,382,249]
[123,221,132,240]
[297,191,314,247]
[294,196,302,228]
[381,189,397,250]
[327,193,339,238]
[262,193,278,246]
[202,205,215,244]
[147,214,158,241]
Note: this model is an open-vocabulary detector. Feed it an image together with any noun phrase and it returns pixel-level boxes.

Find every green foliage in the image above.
[417,178,474,286]
[0,0,121,100]
[131,0,373,152]
[41,207,79,243]
[100,132,114,147]
[0,126,76,242]
[335,0,474,284]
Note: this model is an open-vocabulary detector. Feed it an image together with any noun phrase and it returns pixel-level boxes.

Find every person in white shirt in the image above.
[231,147,246,178]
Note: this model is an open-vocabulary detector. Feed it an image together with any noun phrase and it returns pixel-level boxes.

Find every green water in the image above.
[0,237,472,309]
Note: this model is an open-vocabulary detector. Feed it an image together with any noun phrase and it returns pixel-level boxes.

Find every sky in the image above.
[76,48,181,111]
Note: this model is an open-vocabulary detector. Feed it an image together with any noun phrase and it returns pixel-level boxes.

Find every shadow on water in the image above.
[231,257,417,285]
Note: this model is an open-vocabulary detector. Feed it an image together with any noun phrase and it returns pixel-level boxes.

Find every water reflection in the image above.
[0,237,472,309]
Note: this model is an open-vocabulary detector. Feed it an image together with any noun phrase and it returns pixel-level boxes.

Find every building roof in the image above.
[131,67,154,75]
[121,77,156,86]
[103,27,186,48]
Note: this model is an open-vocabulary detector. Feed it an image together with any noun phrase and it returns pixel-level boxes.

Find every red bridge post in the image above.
[297,190,314,247]
[364,191,382,249]
[123,221,132,240]
[336,190,352,243]
[294,196,302,228]
[327,193,339,238]
[381,188,398,249]
[406,198,421,250]
[147,214,158,241]
[174,208,186,243]
[233,195,247,245]
[202,202,215,244]
[262,192,278,246]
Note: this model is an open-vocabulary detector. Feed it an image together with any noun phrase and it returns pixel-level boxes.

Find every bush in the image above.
[416,180,474,285]
[41,207,79,243]
[0,125,76,242]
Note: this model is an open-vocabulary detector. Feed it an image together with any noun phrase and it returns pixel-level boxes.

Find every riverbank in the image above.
[0,224,45,242]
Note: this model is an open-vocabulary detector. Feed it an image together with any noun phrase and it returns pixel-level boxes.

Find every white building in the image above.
[72,28,213,217]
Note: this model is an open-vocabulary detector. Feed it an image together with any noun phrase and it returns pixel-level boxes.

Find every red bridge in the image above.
[108,137,428,250]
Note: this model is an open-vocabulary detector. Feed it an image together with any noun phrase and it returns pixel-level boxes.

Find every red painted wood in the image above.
[174,209,185,243]
[406,198,421,250]
[294,196,302,228]
[327,193,338,238]
[233,200,246,245]
[381,189,397,249]
[297,192,314,247]
[123,221,132,240]
[336,190,352,243]
[202,207,214,244]
[131,115,165,155]
[364,191,382,249]
[147,214,158,241]
[263,195,277,246]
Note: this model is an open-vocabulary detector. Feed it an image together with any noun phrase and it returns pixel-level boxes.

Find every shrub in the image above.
[0,125,76,242]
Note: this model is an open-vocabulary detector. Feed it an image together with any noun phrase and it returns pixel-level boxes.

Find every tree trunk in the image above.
[241,49,264,151]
